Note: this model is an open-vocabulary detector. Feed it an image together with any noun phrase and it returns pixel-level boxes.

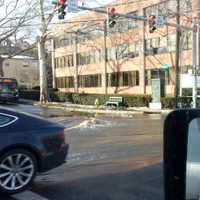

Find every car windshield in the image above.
[0,81,17,93]
[0,0,195,199]
[0,114,14,126]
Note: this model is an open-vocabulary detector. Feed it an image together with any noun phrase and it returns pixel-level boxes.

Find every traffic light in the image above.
[107,8,116,28]
[58,0,67,20]
[148,15,156,33]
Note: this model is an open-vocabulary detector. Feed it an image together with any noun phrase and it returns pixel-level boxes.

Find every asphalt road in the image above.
[2,103,164,200]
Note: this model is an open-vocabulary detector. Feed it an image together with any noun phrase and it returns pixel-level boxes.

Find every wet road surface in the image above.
[1,104,165,200]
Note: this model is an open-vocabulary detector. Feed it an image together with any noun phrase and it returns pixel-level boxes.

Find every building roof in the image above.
[1,55,37,60]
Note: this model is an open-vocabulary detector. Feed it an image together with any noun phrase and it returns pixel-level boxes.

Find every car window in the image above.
[0,113,18,127]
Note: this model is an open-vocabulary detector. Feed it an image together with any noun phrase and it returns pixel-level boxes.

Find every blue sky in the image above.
[64,0,115,19]
[0,0,115,42]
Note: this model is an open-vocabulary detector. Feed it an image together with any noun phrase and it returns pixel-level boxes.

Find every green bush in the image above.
[161,97,198,108]
[19,90,40,101]
[124,95,152,107]
[71,94,109,105]
[51,92,73,102]
[19,90,200,109]
[19,90,152,107]
[161,97,176,108]
[71,94,152,107]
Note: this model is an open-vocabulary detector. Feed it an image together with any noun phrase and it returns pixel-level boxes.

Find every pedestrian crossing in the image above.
[12,191,49,200]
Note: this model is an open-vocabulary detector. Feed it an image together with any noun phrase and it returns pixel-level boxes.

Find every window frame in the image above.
[0,113,18,128]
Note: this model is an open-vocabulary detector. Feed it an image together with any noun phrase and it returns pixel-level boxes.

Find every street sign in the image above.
[68,0,78,12]
[156,16,165,27]
[162,64,169,71]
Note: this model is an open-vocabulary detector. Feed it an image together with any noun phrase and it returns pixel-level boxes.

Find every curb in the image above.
[34,102,172,117]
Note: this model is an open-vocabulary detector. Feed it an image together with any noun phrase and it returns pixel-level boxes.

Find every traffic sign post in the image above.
[162,64,169,71]
[68,0,78,12]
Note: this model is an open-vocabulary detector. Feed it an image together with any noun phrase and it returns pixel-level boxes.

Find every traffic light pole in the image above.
[192,17,198,108]
[78,5,194,30]
[175,0,180,109]
[77,6,147,21]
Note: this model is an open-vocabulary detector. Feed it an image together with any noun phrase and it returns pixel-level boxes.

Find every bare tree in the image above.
[37,0,58,103]
[0,0,58,103]
[0,0,37,76]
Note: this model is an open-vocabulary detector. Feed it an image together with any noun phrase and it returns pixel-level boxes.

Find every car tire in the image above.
[0,149,37,194]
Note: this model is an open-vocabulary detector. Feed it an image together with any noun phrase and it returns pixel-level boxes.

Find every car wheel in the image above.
[0,149,37,194]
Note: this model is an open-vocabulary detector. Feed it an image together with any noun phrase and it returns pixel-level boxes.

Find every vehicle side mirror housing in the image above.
[164,109,200,200]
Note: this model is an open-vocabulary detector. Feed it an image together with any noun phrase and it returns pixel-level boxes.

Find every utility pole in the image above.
[51,39,56,89]
[73,33,78,93]
[192,17,198,108]
[174,0,180,108]
[102,20,107,94]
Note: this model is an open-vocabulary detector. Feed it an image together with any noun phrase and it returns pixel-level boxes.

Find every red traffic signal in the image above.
[107,7,116,28]
[58,0,67,20]
[148,15,156,22]
[107,7,116,16]
[59,0,66,5]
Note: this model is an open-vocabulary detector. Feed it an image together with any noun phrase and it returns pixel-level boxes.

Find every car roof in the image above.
[0,107,64,131]
[0,106,43,119]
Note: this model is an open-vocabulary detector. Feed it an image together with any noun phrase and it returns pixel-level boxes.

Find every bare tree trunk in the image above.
[38,0,50,103]
[0,57,5,77]
[38,38,49,103]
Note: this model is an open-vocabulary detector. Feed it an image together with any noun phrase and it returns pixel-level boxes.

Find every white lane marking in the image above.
[12,190,49,200]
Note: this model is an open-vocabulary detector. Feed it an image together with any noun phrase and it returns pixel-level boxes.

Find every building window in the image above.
[145,35,170,55]
[56,76,74,88]
[144,1,174,18]
[23,65,29,67]
[181,65,192,74]
[78,74,101,88]
[56,54,74,68]
[107,43,139,61]
[183,31,192,50]
[55,58,57,68]
[77,50,101,66]
[168,34,176,52]
[107,71,139,87]
[123,72,129,86]
[145,69,171,86]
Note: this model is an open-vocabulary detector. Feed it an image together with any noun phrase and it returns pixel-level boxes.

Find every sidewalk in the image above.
[32,101,172,117]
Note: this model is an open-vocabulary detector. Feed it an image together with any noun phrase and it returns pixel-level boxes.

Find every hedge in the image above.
[19,90,200,109]
[161,97,200,108]
[19,90,152,107]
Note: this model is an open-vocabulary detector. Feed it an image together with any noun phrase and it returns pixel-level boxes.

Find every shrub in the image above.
[161,97,176,108]
[71,93,151,107]
[161,97,197,109]
[19,91,152,107]
[19,90,40,101]
[123,95,152,107]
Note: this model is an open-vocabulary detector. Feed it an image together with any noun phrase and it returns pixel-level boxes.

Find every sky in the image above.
[0,0,115,43]
[62,0,115,20]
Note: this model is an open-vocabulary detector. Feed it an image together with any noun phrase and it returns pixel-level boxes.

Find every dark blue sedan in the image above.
[0,108,69,194]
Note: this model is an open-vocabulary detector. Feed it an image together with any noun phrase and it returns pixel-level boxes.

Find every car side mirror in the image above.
[164,109,200,200]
